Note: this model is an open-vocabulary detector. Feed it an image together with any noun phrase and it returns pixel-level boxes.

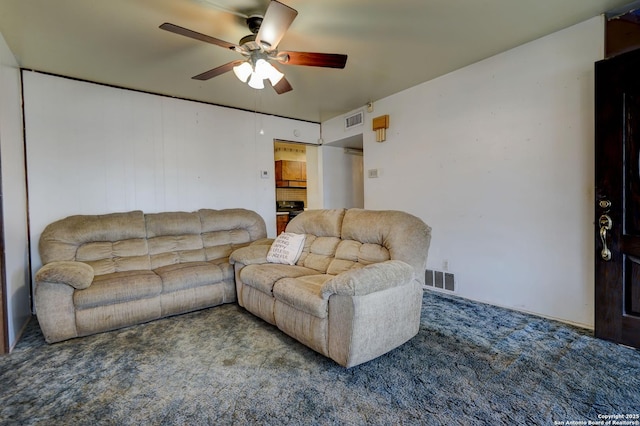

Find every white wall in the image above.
[23,71,320,279]
[320,146,364,209]
[305,145,322,210]
[322,17,602,328]
[0,33,30,349]
[315,114,366,210]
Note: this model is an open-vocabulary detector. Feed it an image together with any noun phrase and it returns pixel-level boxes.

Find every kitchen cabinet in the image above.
[275,160,306,188]
[276,213,289,235]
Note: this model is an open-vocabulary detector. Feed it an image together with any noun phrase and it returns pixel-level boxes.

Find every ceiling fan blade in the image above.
[192,60,244,80]
[280,51,347,69]
[160,23,237,50]
[256,1,298,50]
[272,76,293,94]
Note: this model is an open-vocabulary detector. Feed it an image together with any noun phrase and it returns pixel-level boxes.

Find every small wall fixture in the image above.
[372,115,390,142]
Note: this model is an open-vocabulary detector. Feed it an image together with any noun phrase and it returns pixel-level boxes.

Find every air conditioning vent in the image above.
[425,269,455,292]
[344,110,364,130]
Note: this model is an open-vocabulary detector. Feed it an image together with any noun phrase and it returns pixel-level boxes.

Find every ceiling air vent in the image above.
[344,110,364,130]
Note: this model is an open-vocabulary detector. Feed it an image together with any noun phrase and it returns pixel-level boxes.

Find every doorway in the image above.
[274,141,316,235]
[321,135,364,209]
[594,47,640,349]
[272,137,365,235]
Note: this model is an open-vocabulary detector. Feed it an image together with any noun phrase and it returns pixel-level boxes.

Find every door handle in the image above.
[599,214,613,261]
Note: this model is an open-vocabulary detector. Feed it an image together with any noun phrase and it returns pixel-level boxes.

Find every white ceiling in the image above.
[0,0,631,123]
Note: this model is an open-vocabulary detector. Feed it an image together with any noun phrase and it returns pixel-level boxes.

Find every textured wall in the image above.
[23,71,319,283]
[323,17,603,327]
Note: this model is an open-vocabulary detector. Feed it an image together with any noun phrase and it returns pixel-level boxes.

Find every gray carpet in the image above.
[1,291,639,425]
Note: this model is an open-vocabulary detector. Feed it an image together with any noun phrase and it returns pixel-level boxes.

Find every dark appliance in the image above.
[276,200,305,220]
[276,201,304,220]
[276,200,305,235]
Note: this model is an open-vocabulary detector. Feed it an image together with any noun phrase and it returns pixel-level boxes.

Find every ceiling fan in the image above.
[160,0,348,94]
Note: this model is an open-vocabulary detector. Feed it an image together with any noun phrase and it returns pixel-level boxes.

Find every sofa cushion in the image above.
[148,235,206,269]
[73,270,162,310]
[326,259,363,275]
[286,208,345,237]
[266,232,306,265]
[273,275,333,318]
[200,208,267,260]
[76,239,151,275]
[322,260,414,298]
[39,210,148,265]
[153,261,224,293]
[341,209,432,284]
[145,211,202,237]
[325,240,391,274]
[240,263,317,294]
[145,211,206,269]
[298,236,341,273]
[198,208,267,242]
[209,257,234,281]
[203,237,249,261]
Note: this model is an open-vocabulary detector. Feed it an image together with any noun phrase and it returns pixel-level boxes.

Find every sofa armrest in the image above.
[35,261,95,290]
[229,244,271,265]
[321,260,414,299]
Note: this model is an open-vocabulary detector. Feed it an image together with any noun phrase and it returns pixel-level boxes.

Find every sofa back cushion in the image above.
[39,211,150,275]
[285,209,392,275]
[297,235,342,273]
[145,209,267,269]
[199,208,267,261]
[39,208,267,275]
[286,209,345,273]
[341,209,431,284]
[283,208,431,283]
[145,211,205,269]
[286,209,345,238]
[326,240,391,275]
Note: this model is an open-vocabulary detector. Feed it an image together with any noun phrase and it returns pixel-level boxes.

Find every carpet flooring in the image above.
[1,291,639,425]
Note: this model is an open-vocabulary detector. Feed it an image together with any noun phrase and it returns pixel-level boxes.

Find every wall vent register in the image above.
[345,110,364,129]
[425,269,455,292]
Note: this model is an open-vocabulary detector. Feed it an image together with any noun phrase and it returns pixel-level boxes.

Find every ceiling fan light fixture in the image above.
[268,71,284,86]
[255,58,284,86]
[233,61,253,83]
[248,72,265,89]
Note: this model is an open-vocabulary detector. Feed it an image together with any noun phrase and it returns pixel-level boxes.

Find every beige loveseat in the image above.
[230,208,431,368]
[35,208,267,343]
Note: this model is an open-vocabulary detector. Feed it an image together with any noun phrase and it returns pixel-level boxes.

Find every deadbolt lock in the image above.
[599,200,612,209]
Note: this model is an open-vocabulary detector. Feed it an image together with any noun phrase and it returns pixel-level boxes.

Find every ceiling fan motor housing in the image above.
[240,15,266,50]
[246,15,263,34]
[239,34,257,47]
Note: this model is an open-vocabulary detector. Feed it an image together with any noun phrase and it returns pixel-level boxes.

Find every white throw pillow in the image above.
[266,232,306,265]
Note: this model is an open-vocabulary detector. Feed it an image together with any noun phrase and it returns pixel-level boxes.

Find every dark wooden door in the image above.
[595,48,640,348]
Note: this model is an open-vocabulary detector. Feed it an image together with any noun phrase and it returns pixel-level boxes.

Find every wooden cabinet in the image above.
[276,214,289,235]
[275,160,306,188]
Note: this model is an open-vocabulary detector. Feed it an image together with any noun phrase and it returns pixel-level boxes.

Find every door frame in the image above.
[0,163,7,354]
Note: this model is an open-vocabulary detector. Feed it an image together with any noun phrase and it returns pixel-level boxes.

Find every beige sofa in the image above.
[230,208,431,368]
[35,208,267,343]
